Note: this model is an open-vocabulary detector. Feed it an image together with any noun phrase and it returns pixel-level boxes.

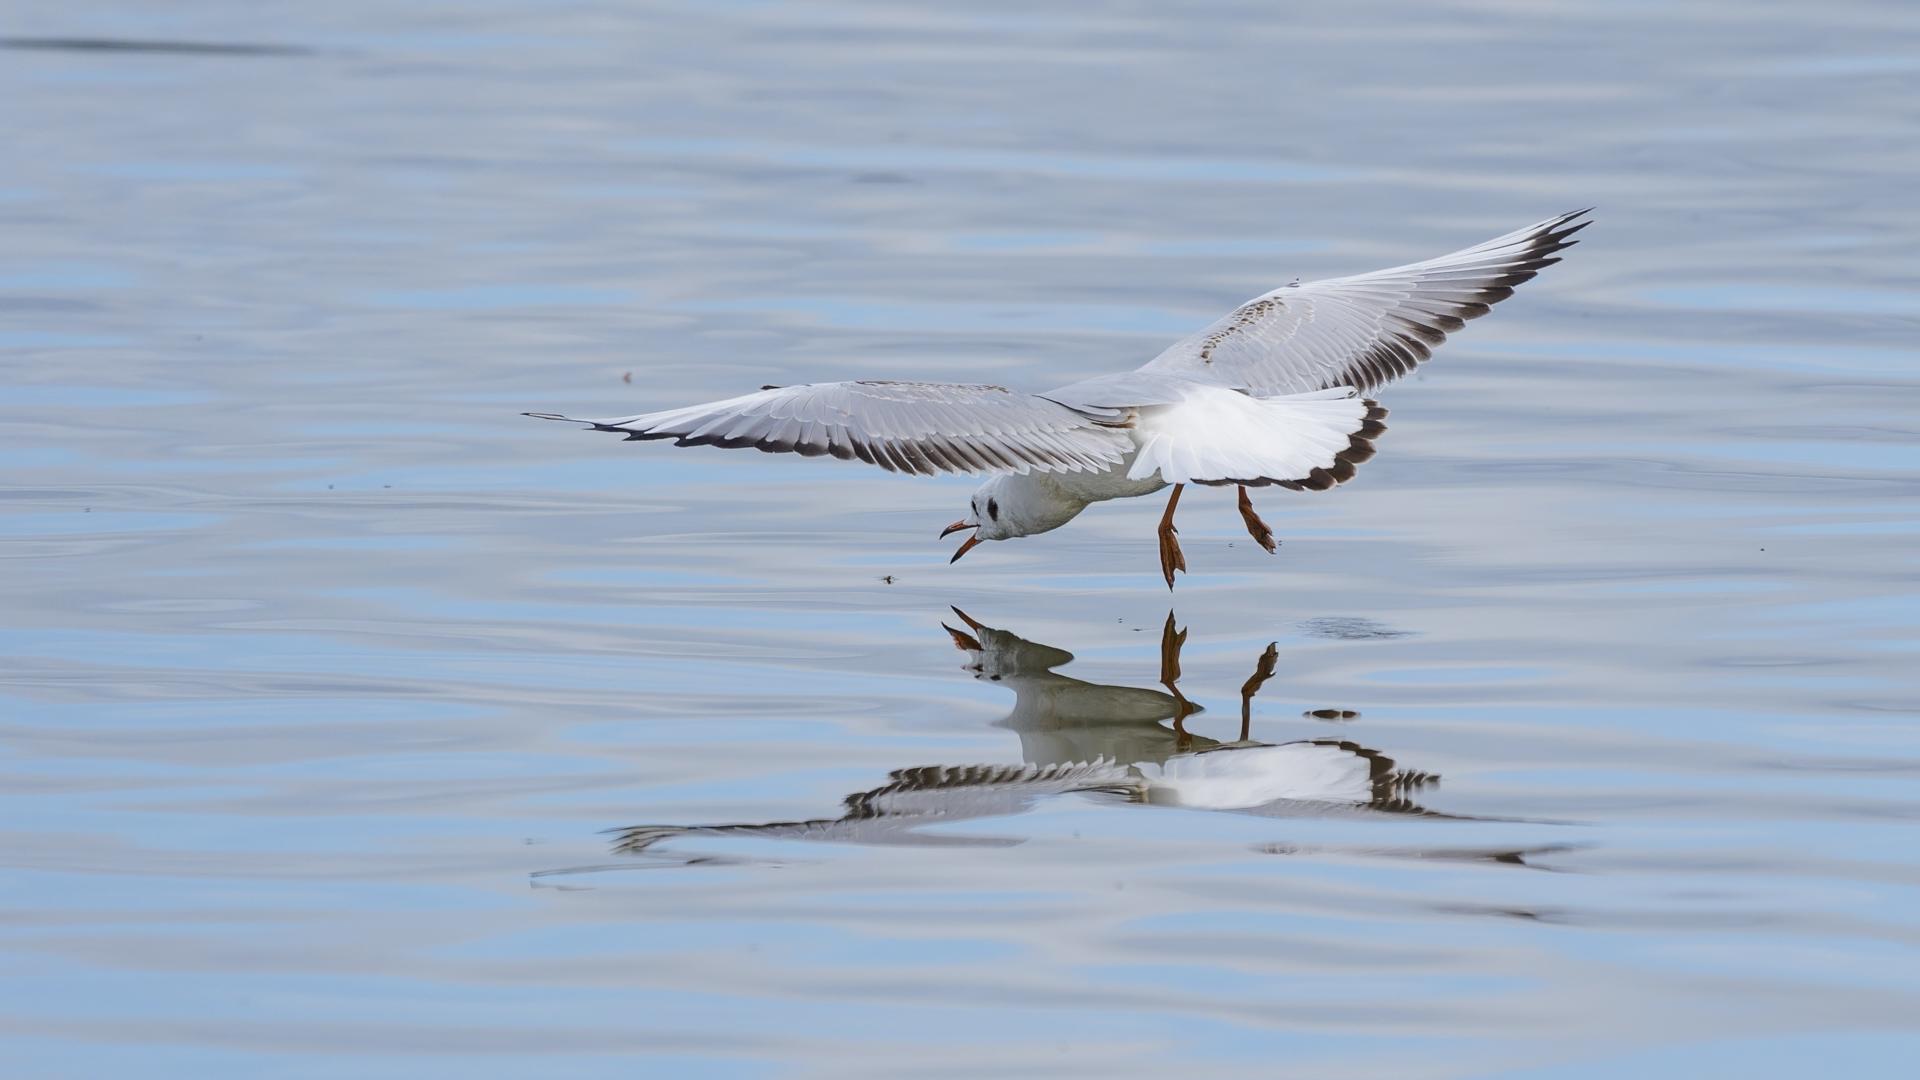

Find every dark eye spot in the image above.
[987,498,1000,520]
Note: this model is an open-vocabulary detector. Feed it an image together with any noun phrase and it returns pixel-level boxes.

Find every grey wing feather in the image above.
[1037,370,1218,413]
[527,380,1133,477]
[1138,209,1591,396]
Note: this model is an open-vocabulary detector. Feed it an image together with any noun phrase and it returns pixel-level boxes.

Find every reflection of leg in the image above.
[1159,612,1197,748]
[1238,643,1279,742]
[1158,611,1187,692]
[1237,485,1278,554]
[1157,484,1187,589]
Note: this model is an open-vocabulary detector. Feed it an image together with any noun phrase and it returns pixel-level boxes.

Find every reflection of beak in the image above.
[947,606,987,633]
[939,519,974,539]
[941,623,983,651]
[949,532,983,563]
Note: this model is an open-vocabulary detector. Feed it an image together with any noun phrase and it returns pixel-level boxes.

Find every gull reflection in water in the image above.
[611,610,1452,859]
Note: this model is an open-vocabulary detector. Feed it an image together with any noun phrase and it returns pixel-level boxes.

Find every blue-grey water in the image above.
[4,2,1919,1076]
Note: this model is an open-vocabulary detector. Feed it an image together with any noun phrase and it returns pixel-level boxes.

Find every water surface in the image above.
[4,1,1919,1076]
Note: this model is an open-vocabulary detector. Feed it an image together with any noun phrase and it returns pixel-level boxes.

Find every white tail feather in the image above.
[1127,386,1376,487]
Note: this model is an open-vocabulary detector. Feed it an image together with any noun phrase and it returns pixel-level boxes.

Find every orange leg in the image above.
[1157,484,1188,589]
[1237,485,1277,554]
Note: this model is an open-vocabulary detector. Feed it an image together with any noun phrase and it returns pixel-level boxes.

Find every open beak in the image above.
[948,531,983,563]
[941,518,983,563]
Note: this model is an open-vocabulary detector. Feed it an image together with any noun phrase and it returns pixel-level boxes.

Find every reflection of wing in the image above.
[855,762,1134,817]
[612,760,1133,854]
[612,741,1445,858]
[1137,210,1590,396]
[1138,739,1439,815]
[527,380,1133,476]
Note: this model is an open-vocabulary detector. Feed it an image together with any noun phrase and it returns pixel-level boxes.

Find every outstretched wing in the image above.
[527,379,1132,477]
[1138,209,1590,396]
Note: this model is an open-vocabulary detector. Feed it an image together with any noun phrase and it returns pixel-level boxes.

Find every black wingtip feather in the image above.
[1324,211,1588,393]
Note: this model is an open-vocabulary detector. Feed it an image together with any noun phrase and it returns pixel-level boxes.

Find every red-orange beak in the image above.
[948,532,983,563]
[939,519,974,539]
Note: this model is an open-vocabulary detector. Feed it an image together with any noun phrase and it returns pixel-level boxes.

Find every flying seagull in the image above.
[528,210,1590,586]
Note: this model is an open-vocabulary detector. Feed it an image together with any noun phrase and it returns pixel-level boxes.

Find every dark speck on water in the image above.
[0,35,314,56]
[2,0,1919,1076]
[1299,616,1413,640]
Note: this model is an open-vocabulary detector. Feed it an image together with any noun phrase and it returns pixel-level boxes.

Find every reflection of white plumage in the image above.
[531,211,1590,587]
[1139,742,1408,811]
[612,611,1437,856]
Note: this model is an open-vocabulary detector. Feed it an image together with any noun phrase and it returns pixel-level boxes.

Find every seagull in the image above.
[529,210,1590,586]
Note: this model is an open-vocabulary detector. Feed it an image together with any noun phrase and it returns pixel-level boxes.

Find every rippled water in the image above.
[4,1,1919,1076]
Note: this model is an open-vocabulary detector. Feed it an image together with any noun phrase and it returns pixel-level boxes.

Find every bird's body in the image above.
[969,462,1165,552]
[531,210,1590,585]
[1038,460,1168,506]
